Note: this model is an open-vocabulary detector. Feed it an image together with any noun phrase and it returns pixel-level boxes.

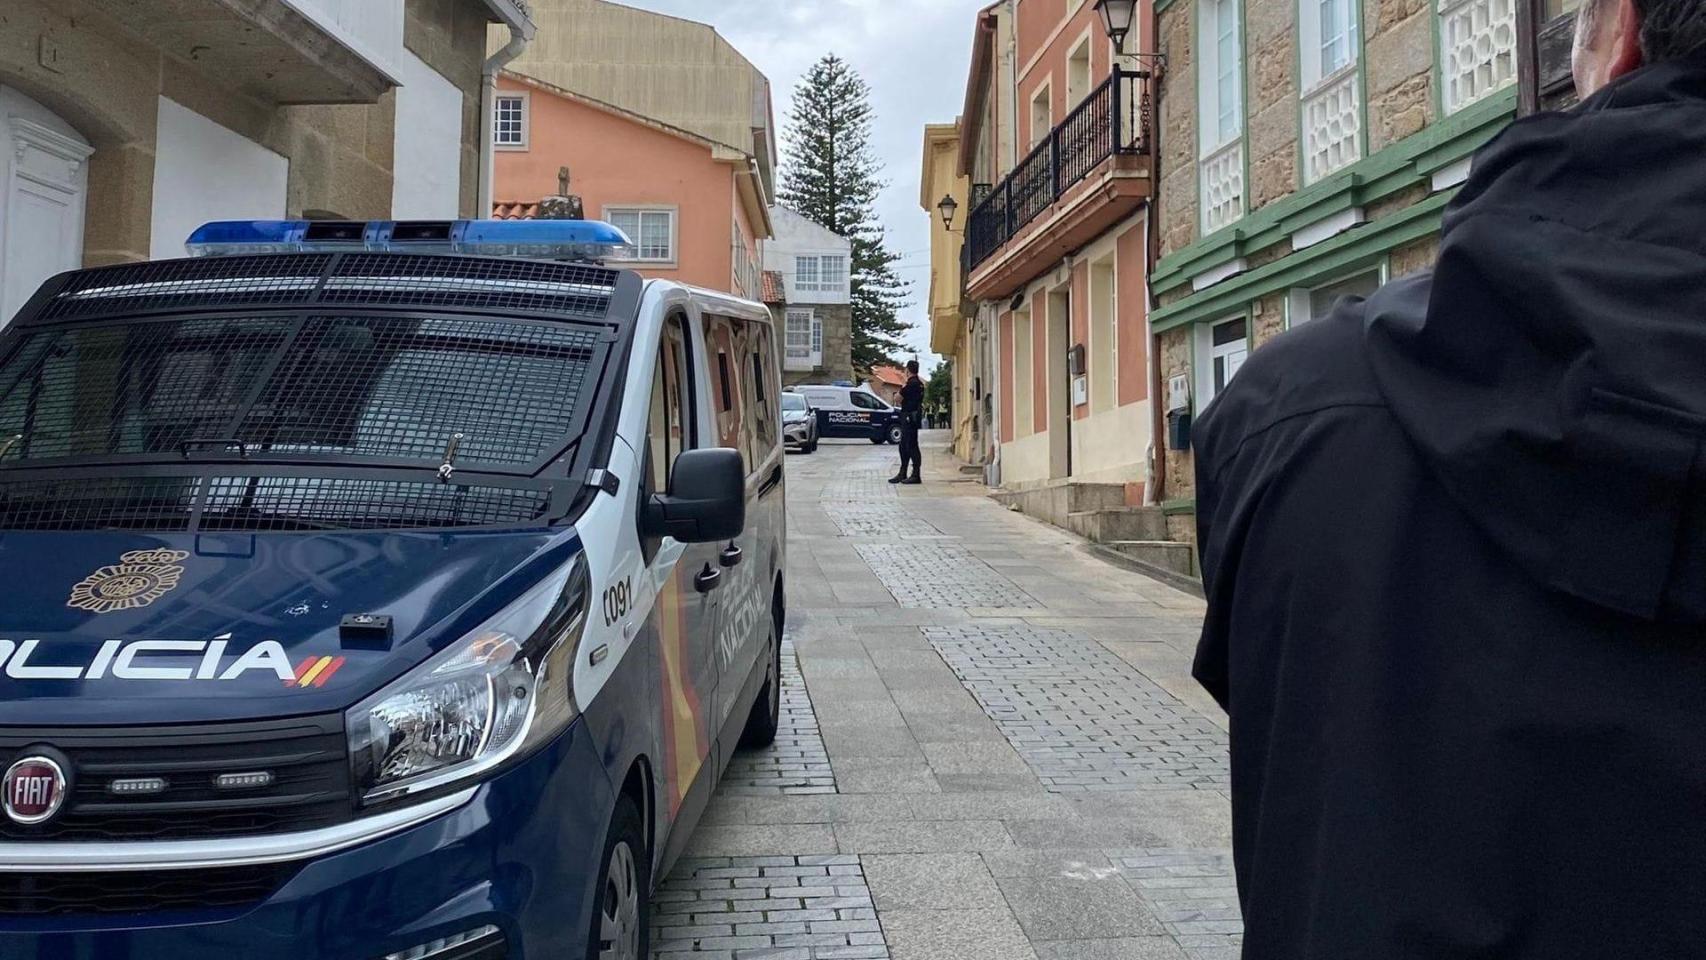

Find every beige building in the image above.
[919,122,980,466]
[0,0,532,325]
[495,0,777,199]
[1148,0,1523,542]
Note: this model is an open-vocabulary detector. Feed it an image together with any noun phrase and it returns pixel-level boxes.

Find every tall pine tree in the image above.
[779,55,910,374]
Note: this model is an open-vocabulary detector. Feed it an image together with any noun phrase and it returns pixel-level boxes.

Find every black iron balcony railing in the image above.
[966,67,1153,272]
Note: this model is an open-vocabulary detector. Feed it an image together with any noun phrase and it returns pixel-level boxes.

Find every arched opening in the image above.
[0,84,93,327]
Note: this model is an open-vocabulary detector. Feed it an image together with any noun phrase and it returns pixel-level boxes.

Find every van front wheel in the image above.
[587,797,648,960]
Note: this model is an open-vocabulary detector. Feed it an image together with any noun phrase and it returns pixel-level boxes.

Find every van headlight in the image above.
[347,554,590,806]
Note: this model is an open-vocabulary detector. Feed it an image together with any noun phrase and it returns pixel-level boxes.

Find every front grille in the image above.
[0,715,351,842]
[0,863,299,915]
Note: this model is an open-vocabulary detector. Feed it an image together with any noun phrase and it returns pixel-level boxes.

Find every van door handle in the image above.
[719,543,744,568]
[694,563,722,594]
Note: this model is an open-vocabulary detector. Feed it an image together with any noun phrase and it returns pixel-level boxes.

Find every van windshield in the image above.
[0,313,604,470]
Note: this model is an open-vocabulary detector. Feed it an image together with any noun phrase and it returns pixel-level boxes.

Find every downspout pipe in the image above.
[480,24,530,217]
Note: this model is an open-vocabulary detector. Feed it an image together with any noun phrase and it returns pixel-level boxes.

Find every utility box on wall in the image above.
[1166,374,1192,450]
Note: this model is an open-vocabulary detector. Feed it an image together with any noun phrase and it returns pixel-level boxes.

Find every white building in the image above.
[762,206,854,386]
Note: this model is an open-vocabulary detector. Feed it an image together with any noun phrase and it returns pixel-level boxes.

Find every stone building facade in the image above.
[0,0,529,324]
[763,206,855,389]
[1148,0,1523,537]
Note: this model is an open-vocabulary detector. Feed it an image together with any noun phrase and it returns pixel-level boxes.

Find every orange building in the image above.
[491,72,772,298]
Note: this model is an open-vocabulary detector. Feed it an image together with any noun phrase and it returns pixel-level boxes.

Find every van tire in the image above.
[739,618,781,748]
[870,435,886,445]
[587,796,649,960]
[887,424,905,445]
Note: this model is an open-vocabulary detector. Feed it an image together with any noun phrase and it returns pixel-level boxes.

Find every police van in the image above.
[0,219,786,960]
[793,384,903,445]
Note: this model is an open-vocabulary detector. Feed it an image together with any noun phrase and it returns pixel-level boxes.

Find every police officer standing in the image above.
[890,359,924,485]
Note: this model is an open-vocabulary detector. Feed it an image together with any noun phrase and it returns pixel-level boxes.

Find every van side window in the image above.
[850,391,884,411]
[645,316,693,496]
[744,321,777,452]
[702,314,748,467]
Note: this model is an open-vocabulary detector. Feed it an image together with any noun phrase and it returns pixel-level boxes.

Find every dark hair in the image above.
[1634,0,1706,60]
[1586,0,1706,62]
[906,359,920,374]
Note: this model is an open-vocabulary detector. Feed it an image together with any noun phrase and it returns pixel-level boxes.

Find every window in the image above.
[702,313,750,467]
[783,307,821,370]
[795,254,848,294]
[1030,83,1053,151]
[645,316,693,497]
[493,94,527,148]
[733,221,757,297]
[746,323,777,450]
[1299,0,1362,182]
[850,391,885,411]
[1068,38,1093,107]
[1195,316,1248,411]
[1439,0,1517,114]
[1198,0,1246,232]
[606,208,675,262]
[1288,268,1381,326]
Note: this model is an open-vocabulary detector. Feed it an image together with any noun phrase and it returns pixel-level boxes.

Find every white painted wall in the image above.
[391,51,465,219]
[762,205,852,305]
[150,98,289,261]
[0,85,92,327]
[280,0,404,80]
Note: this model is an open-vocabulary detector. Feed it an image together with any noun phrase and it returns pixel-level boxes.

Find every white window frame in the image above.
[1301,0,1359,88]
[493,91,529,150]
[1438,0,1519,115]
[795,255,823,292]
[1285,263,1385,328]
[1198,0,1246,233]
[1066,32,1095,109]
[1029,79,1053,152]
[604,205,678,265]
[1194,315,1249,413]
[784,307,822,370]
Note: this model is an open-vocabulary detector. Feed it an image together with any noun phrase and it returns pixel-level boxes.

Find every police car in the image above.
[0,219,787,960]
[793,384,904,445]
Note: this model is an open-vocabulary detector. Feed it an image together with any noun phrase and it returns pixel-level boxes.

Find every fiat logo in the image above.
[3,755,67,825]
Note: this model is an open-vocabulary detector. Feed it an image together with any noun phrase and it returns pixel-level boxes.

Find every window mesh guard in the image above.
[0,315,601,469]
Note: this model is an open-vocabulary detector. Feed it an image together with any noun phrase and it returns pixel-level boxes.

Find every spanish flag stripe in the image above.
[298,657,333,688]
[291,658,319,685]
[311,657,346,688]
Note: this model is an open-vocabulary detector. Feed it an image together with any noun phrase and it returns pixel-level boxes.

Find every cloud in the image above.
[621,0,987,371]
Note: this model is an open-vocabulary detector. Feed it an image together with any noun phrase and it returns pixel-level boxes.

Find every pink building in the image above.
[491,72,772,298]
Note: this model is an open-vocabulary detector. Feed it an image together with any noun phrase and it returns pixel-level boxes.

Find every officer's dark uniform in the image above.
[892,374,924,484]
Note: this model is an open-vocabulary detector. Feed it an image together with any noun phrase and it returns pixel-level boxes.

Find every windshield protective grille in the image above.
[0,477,201,531]
[200,476,552,531]
[0,315,600,469]
[33,253,620,322]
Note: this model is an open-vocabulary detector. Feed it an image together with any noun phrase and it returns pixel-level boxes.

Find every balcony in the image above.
[84,0,404,104]
[963,68,1153,301]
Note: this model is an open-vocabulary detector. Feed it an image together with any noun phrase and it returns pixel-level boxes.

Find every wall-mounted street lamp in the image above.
[1094,0,1139,54]
[937,194,960,232]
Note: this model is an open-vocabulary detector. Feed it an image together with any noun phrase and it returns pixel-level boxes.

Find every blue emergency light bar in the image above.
[185,219,638,263]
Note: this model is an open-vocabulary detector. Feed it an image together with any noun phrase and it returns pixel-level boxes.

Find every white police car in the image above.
[0,219,786,960]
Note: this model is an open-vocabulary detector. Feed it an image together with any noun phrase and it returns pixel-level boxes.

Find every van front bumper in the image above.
[0,718,613,960]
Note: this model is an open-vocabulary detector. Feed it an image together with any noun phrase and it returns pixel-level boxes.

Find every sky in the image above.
[623,0,990,374]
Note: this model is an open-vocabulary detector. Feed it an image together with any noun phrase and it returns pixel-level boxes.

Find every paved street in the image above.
[652,432,1241,960]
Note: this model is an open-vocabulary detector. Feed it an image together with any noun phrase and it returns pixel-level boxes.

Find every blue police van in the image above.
[0,219,787,960]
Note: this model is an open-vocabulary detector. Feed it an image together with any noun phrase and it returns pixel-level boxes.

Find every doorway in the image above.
[1047,287,1071,479]
[0,85,93,328]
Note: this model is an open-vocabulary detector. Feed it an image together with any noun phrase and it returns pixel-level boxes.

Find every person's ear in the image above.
[1606,0,1645,81]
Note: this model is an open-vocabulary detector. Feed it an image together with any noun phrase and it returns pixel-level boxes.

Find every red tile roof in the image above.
[492,201,541,220]
[761,270,786,304]
[869,364,908,387]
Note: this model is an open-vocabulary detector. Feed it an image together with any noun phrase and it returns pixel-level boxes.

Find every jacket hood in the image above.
[1363,54,1706,622]
[0,528,573,725]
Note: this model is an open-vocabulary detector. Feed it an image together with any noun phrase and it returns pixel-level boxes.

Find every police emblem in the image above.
[67,549,191,614]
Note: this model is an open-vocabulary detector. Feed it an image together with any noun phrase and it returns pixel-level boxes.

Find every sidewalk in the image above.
[653,434,1239,960]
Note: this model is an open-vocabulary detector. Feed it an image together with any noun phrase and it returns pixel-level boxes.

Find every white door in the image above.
[0,86,92,328]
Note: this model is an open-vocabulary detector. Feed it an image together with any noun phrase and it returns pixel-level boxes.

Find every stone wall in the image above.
[1389,233,1440,278]
[1156,4,1199,259]
[1245,0,1299,212]
[1364,0,1436,152]
[1157,324,1195,501]
[0,0,491,266]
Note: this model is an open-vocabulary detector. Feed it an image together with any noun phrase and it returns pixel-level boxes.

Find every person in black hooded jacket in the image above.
[1191,0,1706,955]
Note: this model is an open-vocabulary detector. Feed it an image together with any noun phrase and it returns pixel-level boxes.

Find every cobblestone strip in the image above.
[652,855,890,959]
[721,640,837,795]
[922,625,1228,792]
[1111,850,1244,960]
[854,543,1041,609]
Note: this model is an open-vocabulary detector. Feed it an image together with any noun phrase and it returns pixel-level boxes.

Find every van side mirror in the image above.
[642,448,746,544]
